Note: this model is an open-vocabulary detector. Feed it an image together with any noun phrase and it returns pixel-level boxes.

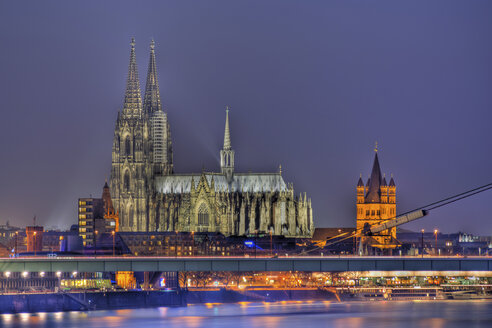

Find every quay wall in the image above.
[0,288,336,313]
[185,288,338,303]
[0,290,185,313]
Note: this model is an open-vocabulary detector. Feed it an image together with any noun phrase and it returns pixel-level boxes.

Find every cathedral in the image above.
[109,39,314,237]
[356,146,399,251]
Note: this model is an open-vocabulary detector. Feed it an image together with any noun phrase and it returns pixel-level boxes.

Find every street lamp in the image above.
[434,229,438,256]
[191,231,194,257]
[33,231,37,256]
[94,230,98,257]
[59,236,64,252]
[175,231,178,258]
[421,229,425,258]
[270,229,273,257]
[112,231,115,257]
[254,230,258,259]
[14,231,18,257]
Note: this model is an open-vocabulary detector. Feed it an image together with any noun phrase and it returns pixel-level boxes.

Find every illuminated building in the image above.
[116,271,136,289]
[0,223,21,246]
[0,223,22,255]
[109,38,314,237]
[102,181,119,232]
[78,198,103,247]
[78,182,118,247]
[26,226,43,253]
[119,232,241,257]
[356,146,398,252]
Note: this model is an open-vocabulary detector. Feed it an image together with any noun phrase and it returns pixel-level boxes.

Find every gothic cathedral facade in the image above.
[110,39,314,237]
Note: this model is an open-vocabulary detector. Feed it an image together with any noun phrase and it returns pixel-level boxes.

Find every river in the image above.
[1,300,491,327]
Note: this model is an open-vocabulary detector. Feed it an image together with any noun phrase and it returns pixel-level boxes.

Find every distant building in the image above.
[119,232,244,257]
[356,147,398,253]
[109,39,314,237]
[26,226,43,253]
[311,228,356,255]
[78,197,103,247]
[78,182,118,247]
[0,222,22,254]
[396,229,492,256]
[102,181,119,232]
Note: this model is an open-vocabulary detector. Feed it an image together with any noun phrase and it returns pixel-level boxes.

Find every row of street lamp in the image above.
[421,228,439,258]
[13,228,443,258]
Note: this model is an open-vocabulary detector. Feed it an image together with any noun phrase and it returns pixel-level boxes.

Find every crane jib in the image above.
[369,210,428,234]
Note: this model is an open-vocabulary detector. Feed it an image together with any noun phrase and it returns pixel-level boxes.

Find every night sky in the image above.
[0,1,491,234]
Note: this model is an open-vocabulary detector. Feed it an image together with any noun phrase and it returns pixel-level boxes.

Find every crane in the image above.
[302,182,492,255]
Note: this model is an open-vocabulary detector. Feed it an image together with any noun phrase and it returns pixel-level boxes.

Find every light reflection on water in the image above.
[0,300,491,328]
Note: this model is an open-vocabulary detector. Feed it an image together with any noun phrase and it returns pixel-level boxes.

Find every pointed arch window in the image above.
[124,171,130,192]
[198,203,209,226]
[125,137,131,156]
[128,205,134,228]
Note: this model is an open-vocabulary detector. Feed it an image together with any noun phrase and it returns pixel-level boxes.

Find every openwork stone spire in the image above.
[143,39,162,114]
[221,107,234,182]
[123,38,142,115]
[223,106,231,150]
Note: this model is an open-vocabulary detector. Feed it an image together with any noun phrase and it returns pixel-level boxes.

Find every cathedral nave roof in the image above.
[155,173,288,194]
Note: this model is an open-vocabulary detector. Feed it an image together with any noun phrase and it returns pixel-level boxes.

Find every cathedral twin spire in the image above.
[122,38,163,117]
[122,38,234,179]
[143,39,162,114]
[123,38,143,116]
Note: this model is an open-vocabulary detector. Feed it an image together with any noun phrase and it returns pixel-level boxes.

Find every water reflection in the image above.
[0,300,491,328]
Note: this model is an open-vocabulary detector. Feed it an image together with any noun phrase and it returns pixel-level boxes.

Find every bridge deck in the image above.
[0,257,491,273]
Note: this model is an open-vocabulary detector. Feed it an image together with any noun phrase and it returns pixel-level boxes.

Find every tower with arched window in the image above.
[110,39,154,232]
[356,146,398,252]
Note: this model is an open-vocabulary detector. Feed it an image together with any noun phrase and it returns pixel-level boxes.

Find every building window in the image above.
[125,137,131,157]
[198,203,209,226]
[377,210,380,216]
[371,210,375,216]
[366,210,370,216]
[124,171,130,192]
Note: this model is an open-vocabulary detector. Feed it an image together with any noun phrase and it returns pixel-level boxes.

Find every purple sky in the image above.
[0,1,491,234]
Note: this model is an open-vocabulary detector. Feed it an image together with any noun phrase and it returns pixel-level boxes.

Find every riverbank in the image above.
[1,286,489,313]
[2,300,492,328]
[0,290,184,313]
[0,288,338,313]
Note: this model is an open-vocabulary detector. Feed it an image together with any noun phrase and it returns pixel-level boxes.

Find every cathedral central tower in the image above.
[220,107,234,183]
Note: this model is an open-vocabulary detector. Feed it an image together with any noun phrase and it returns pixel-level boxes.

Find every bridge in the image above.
[0,256,491,273]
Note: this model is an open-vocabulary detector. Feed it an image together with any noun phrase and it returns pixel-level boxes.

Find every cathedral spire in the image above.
[221,107,235,182]
[223,106,232,150]
[143,39,162,114]
[123,38,143,116]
